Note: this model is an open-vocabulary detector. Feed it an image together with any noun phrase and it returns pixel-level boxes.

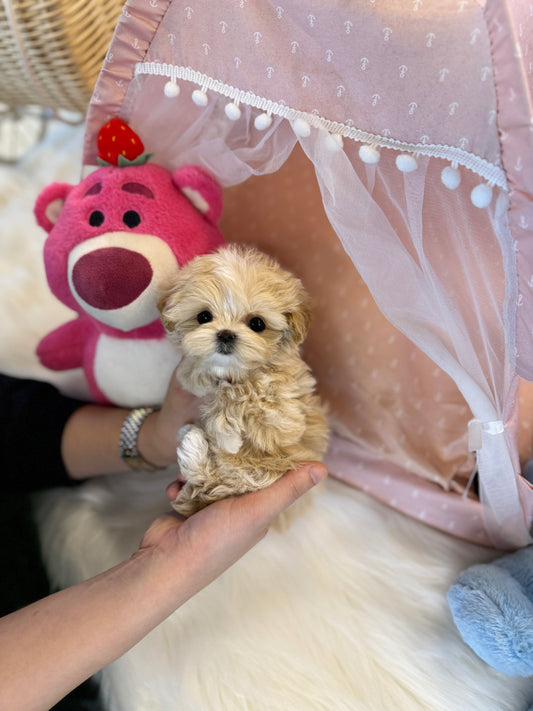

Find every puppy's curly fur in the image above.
[159,244,329,516]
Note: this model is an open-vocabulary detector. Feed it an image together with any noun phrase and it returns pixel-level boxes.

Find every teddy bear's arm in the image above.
[36,318,93,371]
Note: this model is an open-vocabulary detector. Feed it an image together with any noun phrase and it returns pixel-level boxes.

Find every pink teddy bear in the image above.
[34,121,226,407]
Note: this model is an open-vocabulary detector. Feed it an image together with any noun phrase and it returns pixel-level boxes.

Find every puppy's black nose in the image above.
[217,329,237,343]
[216,329,237,354]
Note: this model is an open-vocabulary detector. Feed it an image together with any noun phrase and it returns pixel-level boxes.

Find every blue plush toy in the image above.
[447,546,533,690]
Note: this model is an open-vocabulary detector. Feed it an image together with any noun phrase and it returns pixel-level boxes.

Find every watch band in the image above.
[119,406,162,471]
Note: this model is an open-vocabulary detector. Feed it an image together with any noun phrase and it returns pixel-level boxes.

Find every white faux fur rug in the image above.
[1,122,532,711]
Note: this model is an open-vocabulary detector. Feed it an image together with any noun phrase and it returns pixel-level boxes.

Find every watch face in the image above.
[123,454,154,471]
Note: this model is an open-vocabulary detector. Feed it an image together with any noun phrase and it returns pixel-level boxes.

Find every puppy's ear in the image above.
[159,312,175,334]
[158,290,180,333]
[286,303,312,344]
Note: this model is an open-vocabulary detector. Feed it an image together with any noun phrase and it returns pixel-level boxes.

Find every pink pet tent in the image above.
[82,0,533,549]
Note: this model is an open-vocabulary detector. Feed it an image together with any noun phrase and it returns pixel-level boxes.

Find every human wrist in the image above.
[136,524,202,611]
[136,411,177,470]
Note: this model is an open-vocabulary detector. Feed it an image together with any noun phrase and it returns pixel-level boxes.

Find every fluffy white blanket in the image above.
[0,122,531,711]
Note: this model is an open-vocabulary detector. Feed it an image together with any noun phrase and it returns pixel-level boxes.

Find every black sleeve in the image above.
[0,374,87,494]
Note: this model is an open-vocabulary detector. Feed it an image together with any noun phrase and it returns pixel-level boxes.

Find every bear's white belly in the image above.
[94,334,180,407]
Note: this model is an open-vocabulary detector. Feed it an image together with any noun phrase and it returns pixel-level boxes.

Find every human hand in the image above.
[139,462,327,601]
[137,367,201,469]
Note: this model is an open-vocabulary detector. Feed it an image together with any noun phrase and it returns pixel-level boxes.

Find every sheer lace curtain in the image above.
[302,132,528,547]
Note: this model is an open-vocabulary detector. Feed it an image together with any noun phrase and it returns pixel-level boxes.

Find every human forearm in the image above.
[60,404,177,478]
[0,461,327,711]
[61,403,131,477]
[0,545,186,711]
[61,372,199,479]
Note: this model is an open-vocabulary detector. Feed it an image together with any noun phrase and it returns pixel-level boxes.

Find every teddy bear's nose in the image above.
[71,247,153,310]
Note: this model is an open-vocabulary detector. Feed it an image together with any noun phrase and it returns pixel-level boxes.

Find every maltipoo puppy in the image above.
[159,244,329,516]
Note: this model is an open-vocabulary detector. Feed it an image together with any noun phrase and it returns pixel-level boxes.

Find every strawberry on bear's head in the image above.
[97,118,153,166]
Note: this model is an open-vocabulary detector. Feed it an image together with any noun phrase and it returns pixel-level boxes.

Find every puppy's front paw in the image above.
[177,423,194,444]
[177,425,209,482]
[216,430,243,454]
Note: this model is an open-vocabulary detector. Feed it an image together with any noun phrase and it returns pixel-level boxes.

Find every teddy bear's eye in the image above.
[123,210,141,228]
[248,317,266,332]
[197,310,213,325]
[89,210,105,227]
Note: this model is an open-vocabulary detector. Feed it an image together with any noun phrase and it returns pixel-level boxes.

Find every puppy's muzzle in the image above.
[216,329,237,355]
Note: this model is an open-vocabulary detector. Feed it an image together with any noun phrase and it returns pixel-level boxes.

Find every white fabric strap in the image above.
[467,418,531,548]
[468,418,505,452]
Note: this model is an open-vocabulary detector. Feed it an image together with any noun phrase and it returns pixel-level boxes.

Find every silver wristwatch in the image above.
[119,406,162,471]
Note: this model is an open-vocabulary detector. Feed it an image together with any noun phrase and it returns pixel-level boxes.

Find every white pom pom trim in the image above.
[192,89,209,107]
[225,101,241,121]
[293,118,311,138]
[162,77,498,204]
[396,153,418,173]
[254,113,272,131]
[471,183,493,208]
[134,61,509,198]
[164,80,180,98]
[359,144,380,164]
[441,165,461,190]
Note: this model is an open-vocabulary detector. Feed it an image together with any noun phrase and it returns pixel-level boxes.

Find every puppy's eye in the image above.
[197,310,213,325]
[248,316,266,332]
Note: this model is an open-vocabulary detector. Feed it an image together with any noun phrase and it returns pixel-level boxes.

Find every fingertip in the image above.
[309,462,328,485]
[166,471,187,500]
[166,481,180,501]
[271,461,327,509]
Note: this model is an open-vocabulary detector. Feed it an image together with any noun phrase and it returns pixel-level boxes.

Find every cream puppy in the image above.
[159,244,329,516]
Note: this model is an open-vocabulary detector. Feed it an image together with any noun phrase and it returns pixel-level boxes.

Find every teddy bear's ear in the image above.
[172,165,223,225]
[34,183,74,232]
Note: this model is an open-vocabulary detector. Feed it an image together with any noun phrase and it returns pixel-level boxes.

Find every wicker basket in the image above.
[0,0,123,114]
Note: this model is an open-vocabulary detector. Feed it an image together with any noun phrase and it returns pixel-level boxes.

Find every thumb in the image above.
[246,461,328,528]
